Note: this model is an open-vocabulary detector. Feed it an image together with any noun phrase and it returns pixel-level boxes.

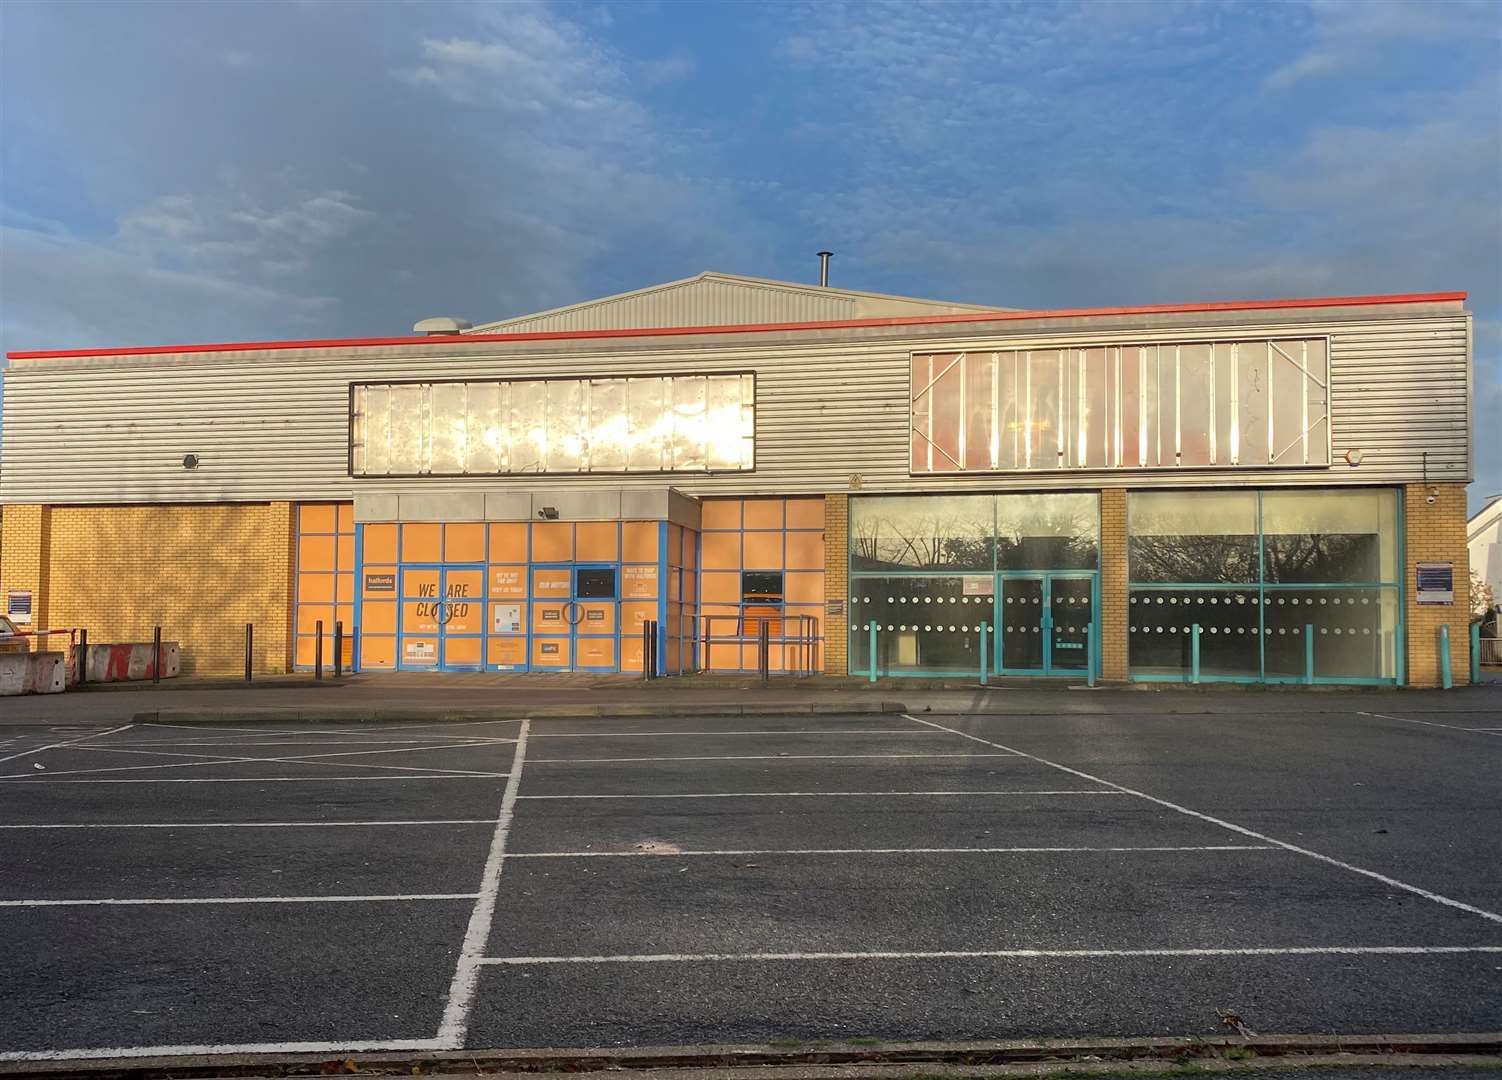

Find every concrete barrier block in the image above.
[0,651,67,695]
[84,642,181,682]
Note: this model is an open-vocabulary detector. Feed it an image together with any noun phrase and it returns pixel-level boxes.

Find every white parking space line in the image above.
[526,753,1023,764]
[518,790,1127,800]
[509,845,1280,858]
[0,1038,445,1063]
[0,893,480,907]
[437,718,531,1048]
[0,819,501,830]
[479,945,1502,966]
[123,738,518,748]
[9,774,508,784]
[527,730,953,739]
[0,743,508,781]
[1357,711,1502,738]
[905,715,1502,927]
[0,723,133,767]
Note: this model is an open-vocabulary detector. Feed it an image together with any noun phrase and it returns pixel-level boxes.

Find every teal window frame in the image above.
[1127,488,1404,686]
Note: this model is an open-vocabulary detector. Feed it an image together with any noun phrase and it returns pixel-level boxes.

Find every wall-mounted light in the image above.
[537,506,560,520]
[1344,448,1363,466]
[182,453,201,470]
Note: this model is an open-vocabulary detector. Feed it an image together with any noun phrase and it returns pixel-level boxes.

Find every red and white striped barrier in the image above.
[76,642,181,683]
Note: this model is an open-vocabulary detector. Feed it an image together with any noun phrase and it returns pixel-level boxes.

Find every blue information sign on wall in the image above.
[1415,562,1454,605]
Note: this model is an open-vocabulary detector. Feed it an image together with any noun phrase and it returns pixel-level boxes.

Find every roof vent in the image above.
[816,251,833,287]
[412,316,473,336]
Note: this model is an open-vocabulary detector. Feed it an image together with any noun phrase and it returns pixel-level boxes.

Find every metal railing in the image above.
[700,613,822,679]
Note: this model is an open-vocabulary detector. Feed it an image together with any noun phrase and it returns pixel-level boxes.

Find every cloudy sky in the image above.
[2,0,1498,510]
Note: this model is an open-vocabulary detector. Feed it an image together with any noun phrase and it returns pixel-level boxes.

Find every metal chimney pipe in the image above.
[816,251,833,287]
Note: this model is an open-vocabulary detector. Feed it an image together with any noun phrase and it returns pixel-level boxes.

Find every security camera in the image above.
[1426,494,1437,504]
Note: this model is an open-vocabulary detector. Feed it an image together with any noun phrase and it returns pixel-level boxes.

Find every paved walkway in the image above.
[4,671,1499,725]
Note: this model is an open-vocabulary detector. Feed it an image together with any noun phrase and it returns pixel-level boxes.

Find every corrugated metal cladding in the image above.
[0,304,1470,505]
[467,273,1000,334]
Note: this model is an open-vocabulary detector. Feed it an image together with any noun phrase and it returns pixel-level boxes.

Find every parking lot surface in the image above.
[1,703,1499,1061]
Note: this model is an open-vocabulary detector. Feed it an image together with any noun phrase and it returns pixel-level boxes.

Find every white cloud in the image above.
[639,54,695,87]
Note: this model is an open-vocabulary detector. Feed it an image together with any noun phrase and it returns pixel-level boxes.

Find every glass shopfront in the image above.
[1127,488,1401,683]
[850,493,1099,677]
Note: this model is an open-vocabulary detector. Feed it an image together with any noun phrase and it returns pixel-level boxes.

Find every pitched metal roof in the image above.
[465,270,1013,334]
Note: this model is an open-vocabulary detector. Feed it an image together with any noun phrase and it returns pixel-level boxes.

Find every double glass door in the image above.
[398,565,485,671]
[996,573,1096,676]
[530,565,620,671]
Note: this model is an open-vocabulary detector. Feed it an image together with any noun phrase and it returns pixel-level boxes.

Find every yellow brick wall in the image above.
[0,504,51,634]
[1099,488,1129,680]
[823,493,849,675]
[14,503,296,676]
[1404,483,1470,687]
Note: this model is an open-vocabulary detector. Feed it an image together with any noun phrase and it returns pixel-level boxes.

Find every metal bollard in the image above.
[758,621,770,684]
[334,621,343,679]
[978,623,988,686]
[868,621,878,683]
[1440,624,1452,689]
[1471,622,1481,685]
[642,620,654,680]
[1304,624,1314,685]
[152,626,161,684]
[244,623,254,682]
[78,628,89,685]
[1190,623,1201,685]
[315,620,324,681]
[1085,624,1096,688]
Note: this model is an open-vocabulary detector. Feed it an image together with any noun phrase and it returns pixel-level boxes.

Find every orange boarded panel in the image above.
[402,602,441,635]
[488,601,526,634]
[294,637,319,667]
[700,499,741,530]
[707,642,742,671]
[576,521,619,562]
[742,499,784,530]
[336,603,354,631]
[701,572,740,603]
[444,636,483,666]
[667,524,683,567]
[488,523,528,563]
[682,532,698,570]
[620,601,657,634]
[532,637,570,667]
[363,524,398,564]
[785,531,825,570]
[532,602,569,633]
[621,564,659,599]
[336,574,354,603]
[785,498,825,530]
[622,521,658,563]
[489,566,526,598]
[361,635,396,669]
[577,602,616,633]
[299,504,337,534]
[531,568,571,598]
[444,569,484,600]
[620,637,644,673]
[487,636,527,667]
[336,535,355,570]
[402,523,442,562]
[403,567,441,599]
[336,503,355,533]
[531,521,573,562]
[296,605,333,634]
[445,523,486,563]
[401,637,439,666]
[743,532,783,570]
[667,569,680,602]
[362,601,397,634]
[682,573,697,602]
[785,572,825,604]
[297,574,335,604]
[701,532,741,570]
[298,535,336,573]
[576,637,615,668]
[443,599,482,634]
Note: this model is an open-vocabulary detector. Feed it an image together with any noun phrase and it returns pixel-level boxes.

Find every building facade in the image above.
[0,277,1475,686]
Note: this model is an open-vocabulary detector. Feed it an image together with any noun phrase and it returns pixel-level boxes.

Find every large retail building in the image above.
[0,272,1477,686]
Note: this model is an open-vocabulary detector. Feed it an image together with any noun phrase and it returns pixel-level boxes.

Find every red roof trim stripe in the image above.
[5,291,1467,360]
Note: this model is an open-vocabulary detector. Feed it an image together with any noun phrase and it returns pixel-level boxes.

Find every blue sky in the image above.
[1,0,1498,511]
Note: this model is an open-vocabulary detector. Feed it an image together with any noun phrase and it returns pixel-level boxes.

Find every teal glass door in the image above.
[996,573,1096,676]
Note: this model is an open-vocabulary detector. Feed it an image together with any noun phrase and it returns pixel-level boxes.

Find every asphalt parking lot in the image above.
[1,704,1499,1062]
